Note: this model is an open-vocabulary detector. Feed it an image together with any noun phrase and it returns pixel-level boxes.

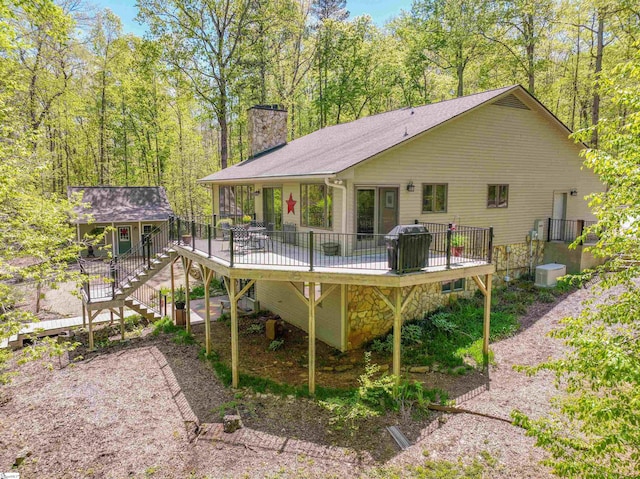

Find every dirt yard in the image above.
[0,285,598,478]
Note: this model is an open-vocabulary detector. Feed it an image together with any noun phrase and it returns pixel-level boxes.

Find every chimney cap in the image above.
[248,104,287,113]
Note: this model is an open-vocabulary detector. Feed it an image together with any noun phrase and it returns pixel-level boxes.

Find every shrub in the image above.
[246,323,264,334]
[152,317,179,335]
[268,339,284,351]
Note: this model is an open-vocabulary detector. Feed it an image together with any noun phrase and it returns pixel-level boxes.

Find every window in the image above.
[422,184,447,213]
[301,184,333,229]
[219,185,255,218]
[487,184,509,208]
[442,278,465,293]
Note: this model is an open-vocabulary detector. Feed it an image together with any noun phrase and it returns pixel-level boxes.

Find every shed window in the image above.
[301,184,333,229]
[487,184,509,208]
[422,184,447,213]
[219,185,255,218]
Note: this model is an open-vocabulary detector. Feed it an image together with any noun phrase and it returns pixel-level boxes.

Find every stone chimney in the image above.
[247,105,288,158]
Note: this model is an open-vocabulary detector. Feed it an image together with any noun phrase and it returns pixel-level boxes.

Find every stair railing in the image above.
[111,218,176,293]
[129,283,162,315]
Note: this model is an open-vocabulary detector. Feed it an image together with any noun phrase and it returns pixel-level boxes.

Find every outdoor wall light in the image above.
[406,181,415,192]
[253,190,261,197]
[570,188,578,196]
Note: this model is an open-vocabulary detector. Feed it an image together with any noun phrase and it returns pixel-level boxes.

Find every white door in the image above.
[552,193,567,241]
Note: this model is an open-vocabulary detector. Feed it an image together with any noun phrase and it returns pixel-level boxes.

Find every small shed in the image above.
[69,186,174,257]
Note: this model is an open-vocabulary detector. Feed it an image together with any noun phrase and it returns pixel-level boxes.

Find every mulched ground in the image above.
[0,284,604,478]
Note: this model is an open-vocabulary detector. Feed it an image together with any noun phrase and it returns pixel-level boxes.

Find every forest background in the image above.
[2,0,638,219]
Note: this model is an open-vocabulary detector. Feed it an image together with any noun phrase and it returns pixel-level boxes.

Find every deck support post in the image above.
[181,257,193,334]
[203,267,214,356]
[308,281,316,395]
[482,273,492,371]
[88,308,98,351]
[81,302,86,328]
[119,306,125,340]
[170,258,175,321]
[229,278,239,388]
[393,287,402,385]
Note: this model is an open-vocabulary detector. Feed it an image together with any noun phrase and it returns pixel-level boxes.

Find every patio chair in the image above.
[231,226,251,253]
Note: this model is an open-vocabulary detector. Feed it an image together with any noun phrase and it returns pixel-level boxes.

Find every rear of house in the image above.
[199,86,603,350]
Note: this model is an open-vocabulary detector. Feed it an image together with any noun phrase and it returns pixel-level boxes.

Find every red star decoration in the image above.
[286,193,297,214]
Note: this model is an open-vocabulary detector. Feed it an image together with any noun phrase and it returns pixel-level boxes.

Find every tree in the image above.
[0,0,84,382]
[512,43,640,478]
[138,0,259,170]
[409,0,492,97]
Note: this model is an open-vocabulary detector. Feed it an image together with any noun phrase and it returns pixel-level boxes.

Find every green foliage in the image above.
[513,51,640,478]
[172,329,195,345]
[245,323,264,335]
[267,339,284,351]
[152,316,180,335]
[188,280,224,300]
[19,336,82,371]
[173,286,186,303]
[320,353,447,434]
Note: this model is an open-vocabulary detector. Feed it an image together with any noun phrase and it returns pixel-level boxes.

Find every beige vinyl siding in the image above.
[350,91,602,245]
[256,281,343,349]
[78,220,167,257]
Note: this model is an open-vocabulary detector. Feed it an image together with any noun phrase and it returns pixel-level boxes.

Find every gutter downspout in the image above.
[325,177,347,240]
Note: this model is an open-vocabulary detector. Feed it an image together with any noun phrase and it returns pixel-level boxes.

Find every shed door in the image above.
[117,225,132,255]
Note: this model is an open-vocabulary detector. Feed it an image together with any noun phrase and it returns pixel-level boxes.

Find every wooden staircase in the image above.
[124,297,163,322]
[80,221,178,319]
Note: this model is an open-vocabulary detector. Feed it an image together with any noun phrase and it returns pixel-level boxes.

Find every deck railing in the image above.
[181,219,493,274]
[547,218,598,244]
[80,218,494,304]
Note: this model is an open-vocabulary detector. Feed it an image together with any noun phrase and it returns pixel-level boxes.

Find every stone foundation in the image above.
[346,281,474,349]
[346,241,546,349]
[492,241,545,283]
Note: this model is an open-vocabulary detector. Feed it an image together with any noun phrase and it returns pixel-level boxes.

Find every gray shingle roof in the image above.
[68,186,174,223]
[199,85,519,183]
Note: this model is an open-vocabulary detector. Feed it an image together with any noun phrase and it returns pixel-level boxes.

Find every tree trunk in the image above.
[525,13,535,95]
[591,11,605,147]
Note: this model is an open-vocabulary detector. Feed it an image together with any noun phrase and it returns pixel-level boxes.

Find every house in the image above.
[69,186,175,257]
[195,85,602,356]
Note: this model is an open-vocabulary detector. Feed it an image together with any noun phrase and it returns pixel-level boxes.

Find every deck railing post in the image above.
[177,217,182,243]
[146,235,152,269]
[213,214,217,239]
[547,217,552,242]
[191,221,196,252]
[398,233,404,274]
[229,229,234,267]
[207,224,212,257]
[110,257,118,298]
[169,216,174,242]
[446,228,452,269]
[488,227,494,263]
[309,231,314,271]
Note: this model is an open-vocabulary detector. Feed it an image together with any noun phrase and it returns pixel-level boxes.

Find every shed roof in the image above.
[199,85,543,183]
[68,186,174,224]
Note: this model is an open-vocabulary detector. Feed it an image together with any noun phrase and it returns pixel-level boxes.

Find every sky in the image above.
[89,0,414,36]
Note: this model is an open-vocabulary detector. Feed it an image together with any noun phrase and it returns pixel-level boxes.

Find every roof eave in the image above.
[197,173,337,185]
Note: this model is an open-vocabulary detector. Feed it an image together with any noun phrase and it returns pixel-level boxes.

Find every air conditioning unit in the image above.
[535,263,566,288]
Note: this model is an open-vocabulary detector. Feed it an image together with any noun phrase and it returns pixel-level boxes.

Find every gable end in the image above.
[492,94,530,110]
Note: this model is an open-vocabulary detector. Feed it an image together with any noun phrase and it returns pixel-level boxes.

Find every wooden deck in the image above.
[179,235,493,287]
